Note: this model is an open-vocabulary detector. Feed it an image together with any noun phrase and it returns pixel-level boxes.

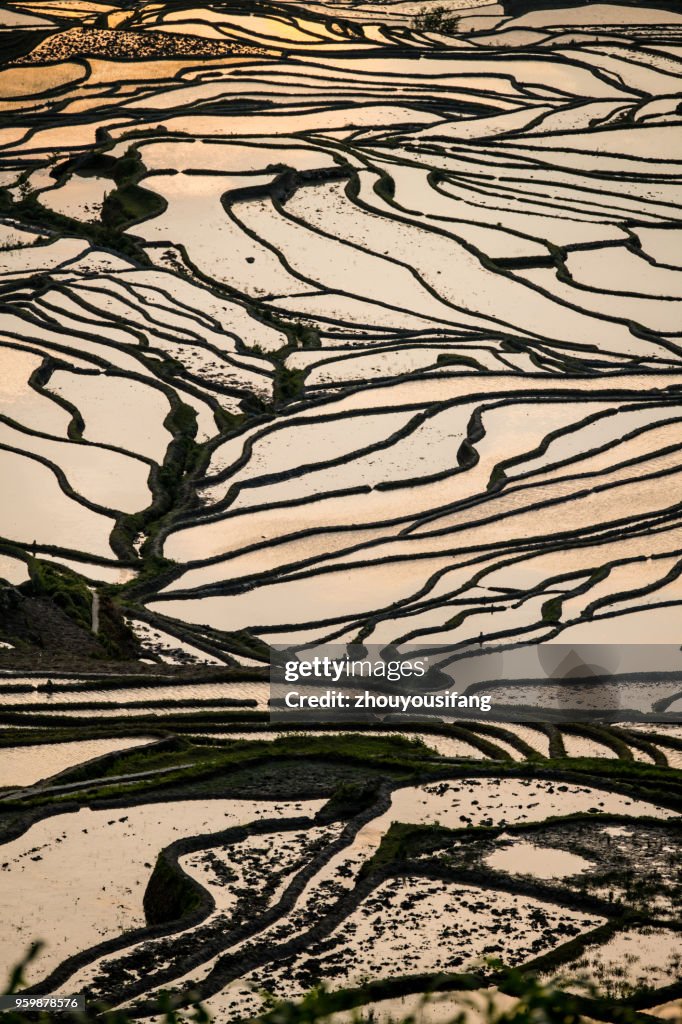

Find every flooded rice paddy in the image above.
[0,0,681,1017]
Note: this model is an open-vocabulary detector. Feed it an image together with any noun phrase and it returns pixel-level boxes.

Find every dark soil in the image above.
[0,583,203,672]
[0,586,105,664]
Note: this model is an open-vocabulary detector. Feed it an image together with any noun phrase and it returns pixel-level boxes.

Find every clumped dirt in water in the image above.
[13,27,267,64]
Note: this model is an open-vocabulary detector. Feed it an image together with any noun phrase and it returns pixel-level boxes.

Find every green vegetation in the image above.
[1,730,680,1021]
[316,778,384,822]
[0,184,147,264]
[63,145,168,232]
[436,354,486,371]
[359,820,449,877]
[144,850,204,925]
[0,143,165,283]
[1,947,650,1024]
[1,943,211,1023]
[1,733,433,809]
[24,560,92,632]
[288,321,321,349]
[413,6,461,34]
[5,729,681,817]
[101,180,165,231]
[373,171,395,203]
[541,596,563,623]
[274,363,307,405]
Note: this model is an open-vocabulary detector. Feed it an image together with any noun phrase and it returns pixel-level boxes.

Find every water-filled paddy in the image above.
[1,0,681,1015]
[1,797,324,984]
[0,737,155,788]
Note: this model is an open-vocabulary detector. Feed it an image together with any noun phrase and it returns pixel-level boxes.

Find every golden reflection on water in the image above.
[0,347,36,399]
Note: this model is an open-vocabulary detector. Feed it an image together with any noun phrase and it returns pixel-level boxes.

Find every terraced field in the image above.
[0,0,681,1019]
